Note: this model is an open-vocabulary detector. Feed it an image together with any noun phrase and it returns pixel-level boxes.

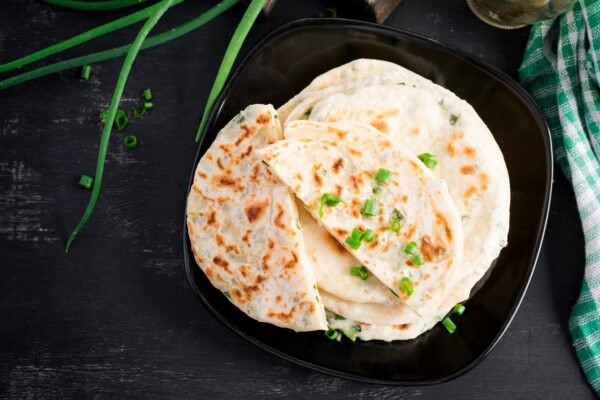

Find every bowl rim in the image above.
[182,17,554,385]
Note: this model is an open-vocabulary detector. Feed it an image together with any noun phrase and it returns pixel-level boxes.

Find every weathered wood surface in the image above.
[0,0,595,398]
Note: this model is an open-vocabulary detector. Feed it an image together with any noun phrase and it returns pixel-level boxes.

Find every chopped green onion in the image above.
[324,328,342,341]
[115,109,129,130]
[450,114,459,125]
[196,0,266,142]
[417,153,437,169]
[345,235,362,250]
[78,175,93,189]
[442,317,456,334]
[375,168,392,184]
[372,186,382,195]
[404,241,418,255]
[389,208,404,232]
[400,277,414,296]
[341,325,361,342]
[453,304,466,316]
[319,6,337,18]
[362,229,375,243]
[410,254,424,266]
[142,88,152,100]
[99,111,108,123]
[80,64,91,80]
[334,314,345,320]
[438,99,444,106]
[319,193,342,218]
[349,266,369,280]
[143,101,153,110]
[123,134,138,149]
[345,228,364,250]
[361,198,379,217]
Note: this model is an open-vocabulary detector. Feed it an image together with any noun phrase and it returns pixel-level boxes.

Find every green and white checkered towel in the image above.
[519,0,600,394]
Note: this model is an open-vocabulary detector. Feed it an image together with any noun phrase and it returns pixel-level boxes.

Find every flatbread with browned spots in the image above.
[186,104,327,332]
[258,123,464,317]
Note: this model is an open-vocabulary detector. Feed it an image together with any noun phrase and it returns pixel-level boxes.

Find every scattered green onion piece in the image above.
[42,0,148,11]
[319,193,342,218]
[143,102,153,110]
[80,64,91,80]
[399,277,414,297]
[319,6,337,18]
[123,135,139,149]
[417,153,437,169]
[334,314,345,320]
[442,317,456,334]
[65,0,174,252]
[404,241,418,255]
[372,186,382,195]
[196,0,266,142]
[389,208,404,232]
[324,328,342,341]
[362,229,375,243]
[142,88,152,100]
[349,266,369,280]
[453,304,466,316]
[410,254,424,266]
[345,228,364,250]
[99,111,108,123]
[450,114,459,125]
[361,198,379,217]
[341,325,361,342]
[0,0,239,90]
[115,109,129,130]
[375,168,392,184]
[78,175,93,189]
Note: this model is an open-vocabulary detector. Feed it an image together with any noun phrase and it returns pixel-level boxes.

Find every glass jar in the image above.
[467,0,577,29]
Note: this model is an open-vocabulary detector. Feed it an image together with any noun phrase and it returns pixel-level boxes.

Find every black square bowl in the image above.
[183,18,553,384]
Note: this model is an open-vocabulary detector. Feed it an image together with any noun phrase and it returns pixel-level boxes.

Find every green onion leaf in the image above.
[372,186,382,195]
[450,114,459,125]
[399,277,414,296]
[417,153,437,169]
[404,241,418,255]
[362,229,375,243]
[143,101,153,110]
[319,193,342,218]
[123,134,138,149]
[349,266,369,280]
[80,64,91,80]
[142,88,152,100]
[375,168,392,184]
[442,317,456,333]
[453,304,466,316]
[78,175,93,189]
[361,198,379,217]
[410,254,424,266]
[389,208,404,232]
[324,328,342,341]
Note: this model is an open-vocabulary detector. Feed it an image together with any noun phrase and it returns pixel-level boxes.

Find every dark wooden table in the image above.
[0,0,595,398]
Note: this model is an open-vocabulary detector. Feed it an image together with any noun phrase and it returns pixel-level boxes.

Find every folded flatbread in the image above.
[186,104,327,332]
[259,121,464,317]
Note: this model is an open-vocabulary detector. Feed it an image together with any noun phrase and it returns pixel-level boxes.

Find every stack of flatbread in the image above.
[186,59,510,341]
